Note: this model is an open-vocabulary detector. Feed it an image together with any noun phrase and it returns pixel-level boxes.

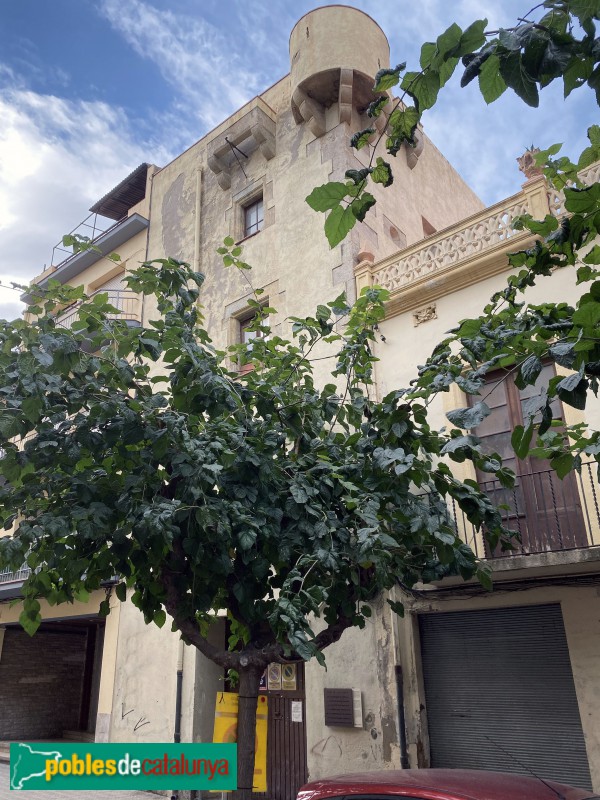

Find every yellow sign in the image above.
[213,692,268,792]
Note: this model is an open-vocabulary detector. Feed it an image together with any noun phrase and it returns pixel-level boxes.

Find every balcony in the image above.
[450,462,600,562]
[0,566,31,600]
[22,212,149,304]
[55,288,142,329]
[355,161,600,316]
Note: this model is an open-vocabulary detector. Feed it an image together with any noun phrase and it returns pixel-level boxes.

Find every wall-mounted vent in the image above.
[324,688,355,727]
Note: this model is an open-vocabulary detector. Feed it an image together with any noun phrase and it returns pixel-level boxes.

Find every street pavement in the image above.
[0,762,161,800]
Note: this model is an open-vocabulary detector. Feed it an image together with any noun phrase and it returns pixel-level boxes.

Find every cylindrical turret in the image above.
[289,6,390,129]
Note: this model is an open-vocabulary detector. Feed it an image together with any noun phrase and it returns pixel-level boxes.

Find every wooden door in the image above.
[253,662,307,800]
[472,366,587,554]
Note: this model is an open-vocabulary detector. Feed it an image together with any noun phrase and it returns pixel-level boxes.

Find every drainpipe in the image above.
[171,640,185,800]
[395,665,410,770]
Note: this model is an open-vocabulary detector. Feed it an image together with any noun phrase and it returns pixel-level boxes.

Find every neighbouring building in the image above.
[1,5,599,799]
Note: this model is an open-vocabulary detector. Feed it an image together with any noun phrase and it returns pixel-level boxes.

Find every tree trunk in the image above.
[234,663,264,800]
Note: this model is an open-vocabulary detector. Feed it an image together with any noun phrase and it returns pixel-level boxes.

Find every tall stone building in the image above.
[1,6,600,798]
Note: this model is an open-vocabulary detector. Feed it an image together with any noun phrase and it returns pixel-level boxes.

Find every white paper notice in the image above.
[291,700,303,723]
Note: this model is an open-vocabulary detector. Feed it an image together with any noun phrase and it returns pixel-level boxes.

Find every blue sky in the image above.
[0,0,596,318]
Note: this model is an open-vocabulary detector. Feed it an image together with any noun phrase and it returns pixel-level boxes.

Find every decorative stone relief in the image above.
[373,198,530,292]
[517,147,543,180]
[291,87,326,138]
[413,305,437,326]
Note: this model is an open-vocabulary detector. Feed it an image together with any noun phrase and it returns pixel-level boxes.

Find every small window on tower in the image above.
[244,197,264,238]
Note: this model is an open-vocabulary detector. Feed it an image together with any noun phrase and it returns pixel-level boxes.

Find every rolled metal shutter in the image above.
[419,603,592,789]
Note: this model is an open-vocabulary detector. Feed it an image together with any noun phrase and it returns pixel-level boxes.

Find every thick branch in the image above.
[160,561,239,670]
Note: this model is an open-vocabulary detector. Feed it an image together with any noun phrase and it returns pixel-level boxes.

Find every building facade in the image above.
[1,5,599,798]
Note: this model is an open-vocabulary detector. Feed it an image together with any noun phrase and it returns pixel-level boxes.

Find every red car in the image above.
[297,769,599,800]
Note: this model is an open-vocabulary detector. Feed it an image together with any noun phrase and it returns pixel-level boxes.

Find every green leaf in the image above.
[549,342,576,368]
[154,609,167,628]
[563,57,594,98]
[515,355,543,389]
[387,106,420,149]
[478,54,507,103]
[568,0,600,24]
[584,245,600,265]
[420,42,436,69]
[455,19,488,57]
[557,372,588,409]
[351,193,377,222]
[564,183,600,214]
[371,157,393,187]
[19,609,41,636]
[239,530,257,551]
[435,23,463,62]
[401,70,440,111]
[350,128,375,150]
[324,204,357,248]
[551,452,575,480]
[511,423,534,459]
[387,599,405,617]
[115,582,127,602]
[499,52,539,107]
[373,63,406,92]
[306,182,349,212]
[476,566,493,591]
[572,301,600,329]
[366,96,389,118]
[345,168,370,185]
[446,401,490,430]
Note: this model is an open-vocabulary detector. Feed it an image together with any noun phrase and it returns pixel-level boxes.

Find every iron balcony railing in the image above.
[451,461,600,559]
[55,288,141,329]
[50,213,124,270]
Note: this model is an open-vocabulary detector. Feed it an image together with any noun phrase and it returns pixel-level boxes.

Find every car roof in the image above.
[297,769,597,800]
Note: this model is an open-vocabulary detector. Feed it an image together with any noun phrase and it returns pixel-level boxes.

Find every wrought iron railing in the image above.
[55,289,141,329]
[450,461,600,559]
[50,213,125,269]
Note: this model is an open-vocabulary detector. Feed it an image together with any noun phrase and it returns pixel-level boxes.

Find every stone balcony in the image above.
[355,163,600,317]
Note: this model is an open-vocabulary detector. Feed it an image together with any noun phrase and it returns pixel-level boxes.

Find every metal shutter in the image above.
[419,603,592,789]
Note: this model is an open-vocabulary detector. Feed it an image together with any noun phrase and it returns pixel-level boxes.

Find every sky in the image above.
[0,0,596,319]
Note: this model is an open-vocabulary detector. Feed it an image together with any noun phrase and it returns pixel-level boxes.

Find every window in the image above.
[470,366,586,554]
[238,312,269,373]
[244,197,264,238]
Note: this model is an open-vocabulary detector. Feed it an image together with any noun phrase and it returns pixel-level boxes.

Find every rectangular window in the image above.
[238,312,269,374]
[470,366,586,554]
[244,197,264,237]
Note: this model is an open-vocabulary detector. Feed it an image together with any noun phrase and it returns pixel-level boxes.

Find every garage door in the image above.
[419,604,592,789]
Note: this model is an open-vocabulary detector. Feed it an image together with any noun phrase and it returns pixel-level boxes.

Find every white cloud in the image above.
[0,79,173,319]
[98,0,271,128]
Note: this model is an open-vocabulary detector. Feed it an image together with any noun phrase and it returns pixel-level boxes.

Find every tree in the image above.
[0,253,505,798]
[1,2,599,796]
[309,0,600,472]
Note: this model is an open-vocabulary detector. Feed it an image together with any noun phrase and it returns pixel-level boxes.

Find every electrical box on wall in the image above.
[323,688,363,728]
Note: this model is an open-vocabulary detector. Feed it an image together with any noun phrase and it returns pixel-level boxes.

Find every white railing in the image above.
[371,193,531,293]
[547,162,600,217]
[0,565,30,585]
